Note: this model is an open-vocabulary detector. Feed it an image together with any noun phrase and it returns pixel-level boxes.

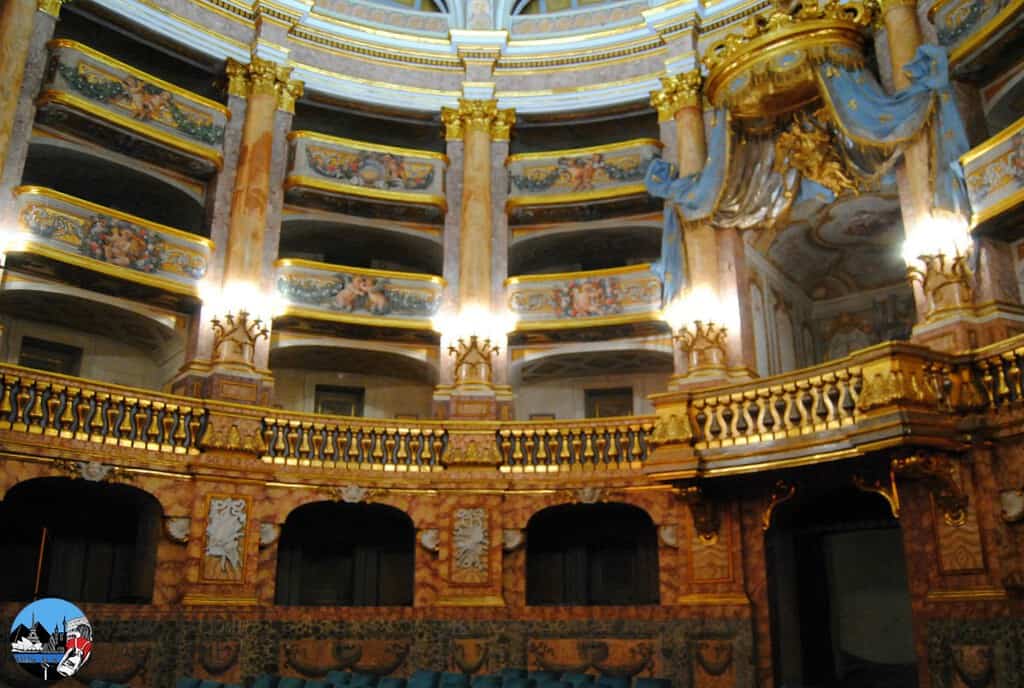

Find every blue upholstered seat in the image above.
[595,676,629,688]
[409,670,441,688]
[440,672,470,688]
[560,674,594,688]
[527,672,559,685]
[327,671,352,686]
[504,677,535,688]
[500,669,528,684]
[634,678,671,688]
[378,677,407,688]
[471,674,501,688]
[277,678,307,688]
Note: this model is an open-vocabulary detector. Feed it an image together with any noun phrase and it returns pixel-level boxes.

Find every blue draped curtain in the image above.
[816,43,971,217]
[644,109,730,304]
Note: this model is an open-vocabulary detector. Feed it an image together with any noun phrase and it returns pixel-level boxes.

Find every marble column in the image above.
[0,0,62,217]
[434,99,515,420]
[171,56,302,405]
[651,72,756,386]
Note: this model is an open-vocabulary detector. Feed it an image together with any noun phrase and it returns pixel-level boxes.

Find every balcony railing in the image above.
[927,0,1024,68]
[961,113,1024,229]
[506,139,662,222]
[506,263,663,330]
[275,258,444,329]
[284,131,448,223]
[4,335,1024,480]
[0,364,207,454]
[13,186,213,296]
[37,40,229,178]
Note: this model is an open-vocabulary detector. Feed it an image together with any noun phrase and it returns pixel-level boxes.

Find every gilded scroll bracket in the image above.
[892,452,968,527]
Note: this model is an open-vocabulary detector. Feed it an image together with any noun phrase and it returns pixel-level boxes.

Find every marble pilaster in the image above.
[0,1,59,218]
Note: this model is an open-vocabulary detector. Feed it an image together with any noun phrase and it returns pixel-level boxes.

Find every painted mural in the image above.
[963,125,1024,226]
[288,133,446,201]
[507,267,662,326]
[16,188,211,291]
[46,41,227,147]
[507,140,661,201]
[276,261,442,322]
[931,0,1012,51]
[305,146,436,191]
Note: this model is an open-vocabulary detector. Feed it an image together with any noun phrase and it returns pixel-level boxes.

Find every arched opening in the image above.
[275,501,415,606]
[0,477,161,603]
[526,502,658,606]
[766,483,917,688]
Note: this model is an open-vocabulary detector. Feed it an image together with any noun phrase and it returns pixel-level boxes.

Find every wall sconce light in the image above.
[675,320,728,372]
[211,310,269,367]
[902,213,974,321]
[433,305,516,389]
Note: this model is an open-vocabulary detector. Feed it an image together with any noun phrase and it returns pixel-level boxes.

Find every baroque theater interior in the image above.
[1,0,1024,686]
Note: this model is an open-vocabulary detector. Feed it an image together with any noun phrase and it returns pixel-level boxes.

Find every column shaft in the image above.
[0,1,58,202]
[882,0,930,230]
[458,124,493,309]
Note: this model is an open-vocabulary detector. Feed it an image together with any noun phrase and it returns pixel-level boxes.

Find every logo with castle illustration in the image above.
[9,598,93,682]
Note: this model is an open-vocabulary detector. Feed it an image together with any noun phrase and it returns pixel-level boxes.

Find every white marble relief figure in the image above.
[453,508,488,571]
[206,497,247,573]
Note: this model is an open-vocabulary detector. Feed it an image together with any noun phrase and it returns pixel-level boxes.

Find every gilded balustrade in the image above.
[0,364,206,454]
[284,131,448,223]
[506,263,663,330]
[960,112,1024,230]
[37,40,230,178]
[275,258,444,329]
[497,418,655,472]
[4,336,1024,479]
[259,415,447,471]
[12,186,213,296]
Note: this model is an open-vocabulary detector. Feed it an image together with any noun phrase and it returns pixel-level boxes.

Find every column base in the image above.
[911,302,1024,353]
[171,360,275,406]
[433,384,514,420]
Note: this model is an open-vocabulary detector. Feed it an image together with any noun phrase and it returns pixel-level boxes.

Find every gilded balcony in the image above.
[961,113,1024,234]
[12,186,213,296]
[4,333,1024,479]
[284,132,448,223]
[274,258,445,330]
[36,40,229,178]
[506,139,662,224]
[506,264,663,331]
[927,0,1024,72]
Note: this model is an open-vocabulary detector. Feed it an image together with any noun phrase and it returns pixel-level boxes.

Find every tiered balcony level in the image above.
[37,40,229,178]
[962,114,1024,234]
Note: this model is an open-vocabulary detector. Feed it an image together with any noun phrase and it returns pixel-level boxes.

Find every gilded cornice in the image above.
[650,70,702,122]
[224,57,304,112]
[37,0,69,17]
[441,99,516,142]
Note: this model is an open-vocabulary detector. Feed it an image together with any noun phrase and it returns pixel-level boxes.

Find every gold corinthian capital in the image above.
[225,56,305,113]
[650,70,703,123]
[441,99,516,141]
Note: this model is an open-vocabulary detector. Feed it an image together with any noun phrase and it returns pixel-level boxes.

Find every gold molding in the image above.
[960,113,1024,167]
[505,262,653,284]
[289,130,449,163]
[507,137,662,162]
[441,99,516,142]
[37,0,68,17]
[181,593,261,606]
[435,595,506,607]
[676,592,750,605]
[925,587,1008,602]
[949,0,1024,67]
[283,174,448,212]
[36,91,224,171]
[511,311,663,332]
[505,183,650,210]
[274,304,436,331]
[276,257,446,284]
